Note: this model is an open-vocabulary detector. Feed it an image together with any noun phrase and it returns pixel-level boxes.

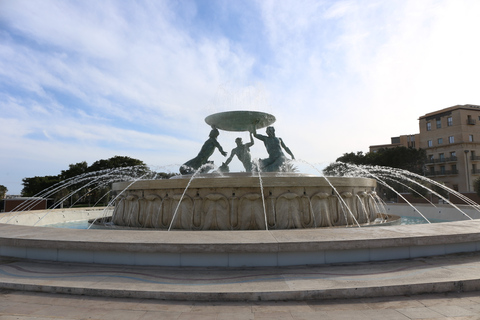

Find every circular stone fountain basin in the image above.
[111,174,380,230]
[0,209,479,267]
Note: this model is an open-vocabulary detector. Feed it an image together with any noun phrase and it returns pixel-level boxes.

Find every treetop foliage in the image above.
[21,156,174,200]
[21,175,61,198]
[88,156,147,172]
[323,147,428,201]
[323,147,426,176]
[0,185,7,199]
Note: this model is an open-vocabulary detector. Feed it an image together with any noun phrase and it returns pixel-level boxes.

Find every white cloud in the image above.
[323,0,357,20]
[2,0,480,194]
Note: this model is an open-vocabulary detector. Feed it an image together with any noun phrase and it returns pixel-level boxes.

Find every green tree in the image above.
[0,185,7,199]
[88,156,148,173]
[338,151,368,165]
[57,162,89,207]
[85,156,152,206]
[21,175,61,197]
[474,177,480,197]
[363,147,426,173]
[61,161,88,180]
[324,147,426,176]
[323,147,427,201]
[21,155,175,207]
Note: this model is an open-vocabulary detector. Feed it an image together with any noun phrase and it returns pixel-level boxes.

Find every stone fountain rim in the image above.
[112,174,378,190]
[1,207,479,266]
[0,207,478,253]
[204,110,276,132]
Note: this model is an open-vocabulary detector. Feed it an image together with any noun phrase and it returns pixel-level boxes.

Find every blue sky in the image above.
[2,0,480,194]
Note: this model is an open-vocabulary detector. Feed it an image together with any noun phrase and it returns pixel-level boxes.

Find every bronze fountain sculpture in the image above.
[111,111,384,230]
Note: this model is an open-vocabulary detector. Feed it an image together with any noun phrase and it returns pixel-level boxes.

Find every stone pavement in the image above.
[1,252,480,318]
[0,290,480,319]
[1,253,480,301]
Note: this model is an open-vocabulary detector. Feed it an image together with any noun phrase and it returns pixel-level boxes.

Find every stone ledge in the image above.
[0,220,479,254]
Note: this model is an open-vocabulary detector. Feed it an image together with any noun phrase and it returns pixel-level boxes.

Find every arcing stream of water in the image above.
[4,160,480,230]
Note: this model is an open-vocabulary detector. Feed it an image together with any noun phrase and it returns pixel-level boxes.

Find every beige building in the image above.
[419,104,480,193]
[369,134,419,153]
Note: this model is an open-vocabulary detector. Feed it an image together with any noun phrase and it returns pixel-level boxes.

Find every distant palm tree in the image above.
[282,161,298,173]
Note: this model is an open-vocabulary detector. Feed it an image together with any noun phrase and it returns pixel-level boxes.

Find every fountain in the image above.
[1,110,480,274]
[110,111,392,230]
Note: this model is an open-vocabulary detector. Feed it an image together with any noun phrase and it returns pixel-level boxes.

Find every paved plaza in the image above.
[0,252,480,318]
[0,289,480,319]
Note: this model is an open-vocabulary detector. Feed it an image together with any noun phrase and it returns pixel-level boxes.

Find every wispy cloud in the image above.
[1,0,480,193]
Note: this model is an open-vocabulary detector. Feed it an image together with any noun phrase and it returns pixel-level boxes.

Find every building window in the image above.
[470,135,474,142]
[450,151,456,160]
[428,140,433,147]
[428,155,434,162]
[426,122,431,131]
[448,136,454,143]
[447,117,453,126]
[436,119,441,128]
[468,115,476,125]
[440,165,445,174]
[439,153,445,161]
[437,138,443,145]
[391,137,400,144]
[452,164,457,173]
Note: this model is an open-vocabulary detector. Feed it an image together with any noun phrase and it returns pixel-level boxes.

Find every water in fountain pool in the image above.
[43,215,447,229]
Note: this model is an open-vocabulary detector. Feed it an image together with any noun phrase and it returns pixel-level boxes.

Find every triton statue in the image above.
[180,127,227,175]
[253,126,294,172]
[221,132,255,172]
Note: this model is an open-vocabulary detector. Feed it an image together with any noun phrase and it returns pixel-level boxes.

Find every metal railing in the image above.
[425,169,459,177]
[426,156,457,164]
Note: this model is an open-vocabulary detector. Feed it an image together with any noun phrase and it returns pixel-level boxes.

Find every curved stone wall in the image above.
[111,174,379,230]
[0,204,479,268]
[0,214,479,267]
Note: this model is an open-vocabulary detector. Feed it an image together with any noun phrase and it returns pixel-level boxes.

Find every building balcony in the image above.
[426,156,458,164]
[472,169,480,174]
[471,156,480,161]
[425,169,459,177]
[467,119,477,125]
